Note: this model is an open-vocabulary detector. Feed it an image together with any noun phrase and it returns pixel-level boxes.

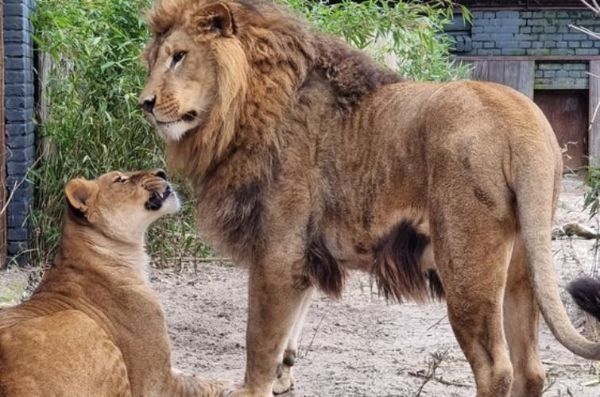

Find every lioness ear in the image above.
[65,178,99,216]
[193,2,234,37]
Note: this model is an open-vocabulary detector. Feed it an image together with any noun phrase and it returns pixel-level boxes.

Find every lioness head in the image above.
[139,1,249,144]
[64,169,180,243]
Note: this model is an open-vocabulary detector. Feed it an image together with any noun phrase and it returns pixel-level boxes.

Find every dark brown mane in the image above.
[313,36,403,109]
[146,0,402,113]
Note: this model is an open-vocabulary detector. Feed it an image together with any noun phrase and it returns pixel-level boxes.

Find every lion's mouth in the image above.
[145,185,173,211]
[155,111,198,126]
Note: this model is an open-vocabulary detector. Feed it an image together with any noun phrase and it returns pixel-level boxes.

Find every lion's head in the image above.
[64,169,180,243]
[139,0,318,178]
[139,1,245,143]
[140,0,400,184]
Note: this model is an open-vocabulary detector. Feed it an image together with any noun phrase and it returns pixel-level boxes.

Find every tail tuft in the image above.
[567,277,600,322]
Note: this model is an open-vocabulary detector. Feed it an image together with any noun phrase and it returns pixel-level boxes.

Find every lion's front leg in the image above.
[230,260,311,397]
[273,288,313,395]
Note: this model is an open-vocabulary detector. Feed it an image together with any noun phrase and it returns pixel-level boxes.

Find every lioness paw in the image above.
[224,387,271,397]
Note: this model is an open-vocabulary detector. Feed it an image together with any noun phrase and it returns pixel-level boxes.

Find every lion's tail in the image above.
[515,133,600,360]
[567,277,600,323]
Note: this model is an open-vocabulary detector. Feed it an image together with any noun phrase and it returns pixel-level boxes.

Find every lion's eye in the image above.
[113,176,128,184]
[172,51,186,65]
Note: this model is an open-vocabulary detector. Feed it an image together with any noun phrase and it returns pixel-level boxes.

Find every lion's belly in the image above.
[322,233,372,271]
[322,210,437,274]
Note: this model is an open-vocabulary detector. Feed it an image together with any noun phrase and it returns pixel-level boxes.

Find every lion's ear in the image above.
[65,178,99,217]
[193,2,234,37]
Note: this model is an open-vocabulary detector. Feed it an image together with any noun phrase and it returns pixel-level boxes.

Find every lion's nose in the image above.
[140,95,156,113]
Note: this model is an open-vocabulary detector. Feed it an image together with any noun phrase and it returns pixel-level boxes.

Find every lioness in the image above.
[139,1,600,396]
[0,170,224,397]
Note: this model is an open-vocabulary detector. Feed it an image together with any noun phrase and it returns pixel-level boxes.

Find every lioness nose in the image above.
[140,95,156,113]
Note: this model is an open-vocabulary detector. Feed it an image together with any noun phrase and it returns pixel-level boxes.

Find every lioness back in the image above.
[0,170,225,397]
[0,310,131,397]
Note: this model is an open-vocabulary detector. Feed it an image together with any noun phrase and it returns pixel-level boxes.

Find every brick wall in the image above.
[448,9,600,56]
[534,61,588,89]
[3,0,35,258]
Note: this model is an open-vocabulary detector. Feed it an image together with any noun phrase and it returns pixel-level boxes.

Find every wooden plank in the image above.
[0,6,7,268]
[503,60,521,90]
[465,59,534,98]
[454,0,586,9]
[471,59,489,81]
[487,60,506,85]
[518,60,535,98]
[456,56,600,62]
[589,61,600,167]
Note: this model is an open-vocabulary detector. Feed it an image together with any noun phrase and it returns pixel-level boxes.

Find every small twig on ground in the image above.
[426,314,447,331]
[411,350,453,397]
[302,311,327,359]
[408,371,471,389]
[542,369,558,393]
[567,237,585,270]
[542,360,586,367]
[160,257,233,263]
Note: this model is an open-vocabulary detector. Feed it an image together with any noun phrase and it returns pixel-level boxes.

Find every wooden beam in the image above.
[589,61,600,167]
[453,0,587,9]
[456,56,600,62]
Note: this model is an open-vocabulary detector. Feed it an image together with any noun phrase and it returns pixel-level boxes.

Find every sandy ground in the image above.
[2,174,600,396]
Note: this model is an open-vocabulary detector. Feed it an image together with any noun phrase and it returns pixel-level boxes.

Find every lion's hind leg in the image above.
[503,236,545,397]
[430,194,516,397]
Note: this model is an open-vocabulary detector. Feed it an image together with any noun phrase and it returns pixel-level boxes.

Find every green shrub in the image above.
[32,0,210,265]
[31,0,466,264]
[284,0,470,81]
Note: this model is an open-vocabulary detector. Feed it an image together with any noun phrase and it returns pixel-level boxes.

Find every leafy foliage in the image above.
[283,0,470,81]
[32,0,210,264]
[585,167,600,219]
[31,0,466,264]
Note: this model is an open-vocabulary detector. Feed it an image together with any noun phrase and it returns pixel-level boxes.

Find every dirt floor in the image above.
[2,174,600,396]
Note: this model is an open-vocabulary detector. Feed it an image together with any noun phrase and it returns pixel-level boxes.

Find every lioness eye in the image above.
[172,51,186,65]
[113,176,128,183]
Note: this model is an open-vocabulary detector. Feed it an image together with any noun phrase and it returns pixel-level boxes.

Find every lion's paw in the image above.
[272,363,294,395]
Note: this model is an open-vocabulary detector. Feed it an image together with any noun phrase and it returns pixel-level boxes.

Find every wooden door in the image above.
[534,90,589,171]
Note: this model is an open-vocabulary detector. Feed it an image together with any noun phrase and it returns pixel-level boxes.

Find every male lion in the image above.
[139,1,600,396]
[0,170,224,397]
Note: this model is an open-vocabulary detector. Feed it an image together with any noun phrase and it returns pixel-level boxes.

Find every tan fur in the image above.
[140,1,600,396]
[0,171,225,397]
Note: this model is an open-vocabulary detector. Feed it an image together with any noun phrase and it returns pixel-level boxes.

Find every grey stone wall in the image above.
[534,61,588,89]
[448,9,600,56]
[3,0,36,258]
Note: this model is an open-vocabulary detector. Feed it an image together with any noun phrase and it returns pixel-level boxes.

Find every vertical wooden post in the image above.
[0,1,7,268]
[589,61,600,167]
